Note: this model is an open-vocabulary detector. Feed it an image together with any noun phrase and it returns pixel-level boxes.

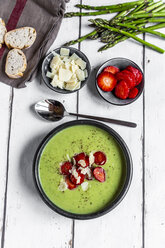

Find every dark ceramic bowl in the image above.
[42,47,91,94]
[33,120,133,220]
[96,58,144,106]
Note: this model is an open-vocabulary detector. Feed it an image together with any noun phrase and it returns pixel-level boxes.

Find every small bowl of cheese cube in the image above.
[42,47,91,93]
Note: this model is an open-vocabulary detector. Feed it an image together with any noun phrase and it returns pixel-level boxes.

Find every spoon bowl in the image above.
[34,99,137,128]
[35,99,65,122]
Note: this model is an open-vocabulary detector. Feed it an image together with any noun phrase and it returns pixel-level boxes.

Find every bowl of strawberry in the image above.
[96,58,144,105]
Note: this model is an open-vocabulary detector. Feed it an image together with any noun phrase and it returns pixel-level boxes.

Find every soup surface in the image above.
[39,125,126,214]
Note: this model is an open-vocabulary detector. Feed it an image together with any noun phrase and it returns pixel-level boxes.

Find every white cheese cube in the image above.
[59,68,72,82]
[50,55,62,69]
[76,69,85,81]
[75,58,86,70]
[69,53,80,61]
[51,79,64,89]
[65,81,81,91]
[60,48,70,56]
[65,62,71,70]
[84,69,88,78]
[71,64,79,73]
[46,71,54,79]
[51,51,59,57]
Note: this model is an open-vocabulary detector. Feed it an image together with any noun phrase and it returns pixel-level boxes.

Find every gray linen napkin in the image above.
[0,0,66,88]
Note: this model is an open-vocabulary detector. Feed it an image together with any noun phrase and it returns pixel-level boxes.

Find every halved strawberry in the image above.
[97,71,117,92]
[65,176,77,190]
[115,80,130,100]
[60,161,72,175]
[128,87,139,99]
[74,152,88,168]
[103,66,120,74]
[78,166,93,180]
[74,152,85,163]
[85,155,89,167]
[126,66,143,85]
[70,169,85,185]
[93,167,106,182]
[93,151,106,165]
[116,70,136,89]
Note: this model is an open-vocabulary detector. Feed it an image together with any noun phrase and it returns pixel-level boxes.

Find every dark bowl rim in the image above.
[41,46,91,94]
[95,57,144,106]
[33,120,133,220]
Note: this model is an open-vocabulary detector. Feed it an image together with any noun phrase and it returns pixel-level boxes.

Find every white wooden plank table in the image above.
[0,0,165,247]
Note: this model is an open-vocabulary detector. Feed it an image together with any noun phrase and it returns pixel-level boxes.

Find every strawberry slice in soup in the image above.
[65,176,77,190]
[60,161,72,175]
[74,152,88,168]
[93,167,106,182]
[70,169,85,185]
[93,151,107,165]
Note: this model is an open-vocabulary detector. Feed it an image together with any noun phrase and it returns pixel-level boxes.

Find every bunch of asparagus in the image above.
[64,0,165,53]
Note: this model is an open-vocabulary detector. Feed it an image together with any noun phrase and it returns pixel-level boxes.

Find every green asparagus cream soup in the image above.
[39,125,127,214]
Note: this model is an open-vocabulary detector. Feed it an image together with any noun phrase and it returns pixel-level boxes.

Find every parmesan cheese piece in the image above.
[60,47,70,56]
[50,55,62,69]
[75,58,86,70]
[59,68,72,82]
[58,179,68,192]
[76,69,85,81]
[69,53,80,61]
[81,182,89,191]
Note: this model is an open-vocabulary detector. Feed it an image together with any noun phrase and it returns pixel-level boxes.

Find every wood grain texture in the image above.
[2,2,78,248]
[0,0,165,247]
[0,85,11,246]
[75,0,144,247]
[145,27,165,248]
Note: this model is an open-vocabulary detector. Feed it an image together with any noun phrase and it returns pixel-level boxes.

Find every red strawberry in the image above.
[116,70,136,89]
[85,155,89,167]
[65,176,77,190]
[60,161,72,175]
[115,80,130,100]
[126,66,143,85]
[74,152,85,163]
[93,167,106,182]
[97,71,117,92]
[128,87,139,99]
[103,66,120,74]
[70,169,85,185]
[93,151,107,165]
[74,152,89,168]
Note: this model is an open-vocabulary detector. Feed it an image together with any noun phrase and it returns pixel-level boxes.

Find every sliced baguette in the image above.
[0,18,7,48]
[5,49,27,78]
[5,27,36,49]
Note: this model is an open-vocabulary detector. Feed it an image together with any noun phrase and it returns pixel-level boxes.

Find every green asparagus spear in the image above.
[75,0,146,10]
[93,21,164,53]
[99,23,165,51]
[64,6,142,18]
[64,30,98,46]
[121,11,165,20]
[117,22,165,38]
[134,0,163,14]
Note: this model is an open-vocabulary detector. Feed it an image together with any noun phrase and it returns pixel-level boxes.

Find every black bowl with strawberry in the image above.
[96,58,144,106]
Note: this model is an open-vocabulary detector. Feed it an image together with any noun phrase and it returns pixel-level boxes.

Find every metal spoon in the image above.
[35,99,137,128]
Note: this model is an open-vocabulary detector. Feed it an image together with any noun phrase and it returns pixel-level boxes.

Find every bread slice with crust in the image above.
[5,27,36,49]
[0,18,7,48]
[5,49,27,78]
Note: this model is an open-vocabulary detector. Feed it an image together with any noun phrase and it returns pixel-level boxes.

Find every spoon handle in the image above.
[69,113,137,128]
